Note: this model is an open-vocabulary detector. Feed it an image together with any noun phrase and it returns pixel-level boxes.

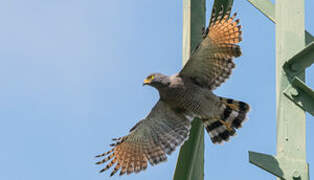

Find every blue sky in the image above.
[0,0,313,180]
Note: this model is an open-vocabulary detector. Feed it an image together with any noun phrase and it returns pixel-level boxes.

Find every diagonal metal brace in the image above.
[247,0,275,22]
[284,42,314,73]
[249,151,309,179]
[283,77,314,116]
[249,151,284,178]
[247,0,314,45]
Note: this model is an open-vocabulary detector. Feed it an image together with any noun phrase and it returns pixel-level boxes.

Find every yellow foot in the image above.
[219,120,233,131]
[227,103,239,111]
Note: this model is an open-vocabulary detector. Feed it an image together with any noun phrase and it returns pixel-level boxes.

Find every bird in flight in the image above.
[96,7,249,177]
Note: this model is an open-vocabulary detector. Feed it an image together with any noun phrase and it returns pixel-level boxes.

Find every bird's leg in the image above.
[226,103,239,111]
[202,117,233,132]
[219,120,233,132]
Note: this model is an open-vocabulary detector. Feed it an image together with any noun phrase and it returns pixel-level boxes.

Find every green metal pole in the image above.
[275,0,308,179]
[247,0,312,179]
[173,0,205,179]
[173,1,234,179]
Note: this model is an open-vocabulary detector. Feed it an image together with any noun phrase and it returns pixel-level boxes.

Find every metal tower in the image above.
[173,0,313,179]
[248,0,313,179]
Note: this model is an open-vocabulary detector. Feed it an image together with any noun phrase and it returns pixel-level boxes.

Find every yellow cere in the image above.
[144,75,155,84]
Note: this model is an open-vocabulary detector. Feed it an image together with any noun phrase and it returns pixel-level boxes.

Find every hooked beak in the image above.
[143,78,151,86]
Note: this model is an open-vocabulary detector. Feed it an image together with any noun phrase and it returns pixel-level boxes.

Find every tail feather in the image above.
[203,97,250,144]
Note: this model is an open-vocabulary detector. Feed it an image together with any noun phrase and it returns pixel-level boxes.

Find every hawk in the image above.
[96,8,249,176]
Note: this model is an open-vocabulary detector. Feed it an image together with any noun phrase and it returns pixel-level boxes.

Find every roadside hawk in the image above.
[96,8,250,176]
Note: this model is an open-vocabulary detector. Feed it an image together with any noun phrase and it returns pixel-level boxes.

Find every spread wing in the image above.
[179,8,242,90]
[95,101,191,176]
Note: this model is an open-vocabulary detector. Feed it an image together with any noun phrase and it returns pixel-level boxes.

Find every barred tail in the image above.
[203,97,250,144]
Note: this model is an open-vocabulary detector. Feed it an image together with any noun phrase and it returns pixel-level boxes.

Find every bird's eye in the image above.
[150,75,155,80]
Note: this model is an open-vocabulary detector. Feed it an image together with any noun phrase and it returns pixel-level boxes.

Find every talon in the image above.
[227,103,239,111]
[219,120,233,131]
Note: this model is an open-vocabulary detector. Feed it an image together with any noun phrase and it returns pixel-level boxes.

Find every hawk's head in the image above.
[143,73,170,88]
